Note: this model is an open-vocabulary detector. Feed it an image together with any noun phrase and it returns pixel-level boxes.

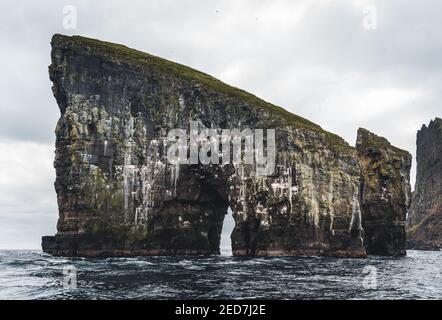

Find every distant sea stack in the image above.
[407,118,442,250]
[42,34,411,258]
[356,129,412,256]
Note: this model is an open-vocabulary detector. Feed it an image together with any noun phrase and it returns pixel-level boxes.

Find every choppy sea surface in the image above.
[0,249,440,300]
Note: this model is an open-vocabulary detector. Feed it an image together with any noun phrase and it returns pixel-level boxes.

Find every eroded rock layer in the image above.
[407,118,442,250]
[356,128,411,256]
[42,34,365,257]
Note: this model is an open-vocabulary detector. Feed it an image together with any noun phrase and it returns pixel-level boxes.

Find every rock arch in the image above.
[42,34,366,257]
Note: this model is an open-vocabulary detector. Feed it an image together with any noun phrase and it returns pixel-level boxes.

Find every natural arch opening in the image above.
[220,207,235,256]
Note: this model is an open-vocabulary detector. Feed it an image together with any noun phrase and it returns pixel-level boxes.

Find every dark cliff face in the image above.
[356,128,412,256]
[407,118,442,250]
[42,34,367,257]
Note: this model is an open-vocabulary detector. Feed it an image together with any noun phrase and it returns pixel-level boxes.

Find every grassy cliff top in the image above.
[52,34,352,153]
[357,128,411,157]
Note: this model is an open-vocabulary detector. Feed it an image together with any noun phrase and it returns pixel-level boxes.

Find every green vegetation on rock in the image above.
[52,34,352,153]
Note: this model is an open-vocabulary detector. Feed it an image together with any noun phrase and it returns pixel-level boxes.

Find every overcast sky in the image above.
[1,0,440,249]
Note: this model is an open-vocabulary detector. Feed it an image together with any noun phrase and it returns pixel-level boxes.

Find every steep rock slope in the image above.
[356,128,411,256]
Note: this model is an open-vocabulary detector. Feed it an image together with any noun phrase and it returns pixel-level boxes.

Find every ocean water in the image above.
[0,249,440,300]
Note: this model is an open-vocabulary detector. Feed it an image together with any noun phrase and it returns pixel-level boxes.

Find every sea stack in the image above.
[407,118,442,250]
[42,34,366,257]
[356,128,412,256]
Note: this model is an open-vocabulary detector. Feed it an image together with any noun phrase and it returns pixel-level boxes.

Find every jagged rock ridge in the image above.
[407,118,442,250]
[42,34,409,257]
